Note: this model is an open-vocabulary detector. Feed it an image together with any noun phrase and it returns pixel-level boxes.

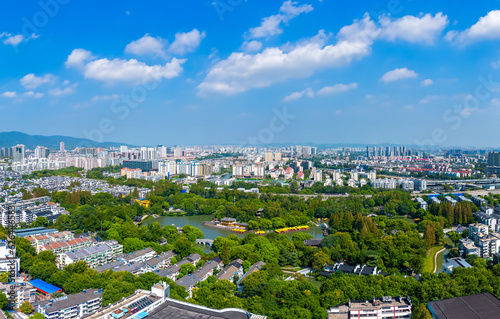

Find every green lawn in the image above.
[306,277,323,289]
[386,215,416,224]
[423,245,445,273]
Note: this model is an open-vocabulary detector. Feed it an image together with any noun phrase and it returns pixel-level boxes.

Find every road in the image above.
[413,188,500,198]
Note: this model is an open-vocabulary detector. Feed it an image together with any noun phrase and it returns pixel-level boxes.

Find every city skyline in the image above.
[2,1,500,147]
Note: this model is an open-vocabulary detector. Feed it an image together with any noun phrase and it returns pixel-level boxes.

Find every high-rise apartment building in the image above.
[12,144,25,163]
[265,152,273,162]
[488,152,500,167]
[34,146,48,159]
[60,142,65,152]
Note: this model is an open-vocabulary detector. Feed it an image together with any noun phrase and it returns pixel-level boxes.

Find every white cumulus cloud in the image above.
[199,10,447,95]
[168,29,206,55]
[20,73,57,90]
[65,49,95,69]
[381,67,418,82]
[378,13,449,45]
[66,49,186,84]
[421,79,433,87]
[199,15,376,95]
[125,34,168,58]
[446,10,500,44]
[242,40,263,52]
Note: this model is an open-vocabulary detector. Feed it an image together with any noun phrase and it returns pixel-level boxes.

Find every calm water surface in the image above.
[146,214,325,241]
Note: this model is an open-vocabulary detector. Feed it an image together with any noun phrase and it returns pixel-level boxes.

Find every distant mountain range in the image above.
[0,131,131,150]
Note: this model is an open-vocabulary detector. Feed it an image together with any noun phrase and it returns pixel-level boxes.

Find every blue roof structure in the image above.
[14,227,58,237]
[134,312,148,319]
[29,279,62,294]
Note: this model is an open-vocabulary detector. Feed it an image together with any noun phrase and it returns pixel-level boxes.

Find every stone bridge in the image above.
[196,239,214,246]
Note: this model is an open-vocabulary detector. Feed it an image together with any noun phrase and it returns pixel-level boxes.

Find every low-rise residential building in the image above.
[460,223,500,259]
[61,241,123,268]
[237,261,265,292]
[95,259,126,273]
[457,195,472,203]
[216,259,244,282]
[84,282,169,319]
[458,238,480,257]
[0,281,37,309]
[122,247,156,264]
[116,262,151,275]
[154,253,201,281]
[325,263,379,277]
[445,196,457,207]
[430,197,441,205]
[176,257,224,297]
[0,240,20,275]
[327,296,412,319]
[416,197,428,210]
[471,196,487,207]
[372,178,397,189]
[40,237,93,261]
[145,251,175,271]
[442,257,472,274]
[475,209,500,232]
[38,288,102,319]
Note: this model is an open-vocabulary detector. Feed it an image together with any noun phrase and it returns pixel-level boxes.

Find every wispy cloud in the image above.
[248,1,313,39]
[283,83,357,102]
[0,32,38,47]
[49,84,78,96]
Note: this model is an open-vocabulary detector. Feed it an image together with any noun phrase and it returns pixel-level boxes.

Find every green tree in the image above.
[29,314,46,319]
[178,263,196,278]
[37,250,56,263]
[312,250,330,272]
[29,261,58,281]
[411,304,432,319]
[220,241,231,265]
[174,236,192,259]
[0,272,8,283]
[0,291,8,310]
[132,187,139,199]
[20,301,34,314]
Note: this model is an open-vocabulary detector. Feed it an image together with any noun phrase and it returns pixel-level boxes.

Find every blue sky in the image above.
[1,0,500,147]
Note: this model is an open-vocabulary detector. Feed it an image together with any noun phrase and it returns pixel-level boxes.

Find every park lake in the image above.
[144,214,325,241]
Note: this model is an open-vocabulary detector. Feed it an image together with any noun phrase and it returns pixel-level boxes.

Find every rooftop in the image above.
[40,288,102,314]
[428,292,500,319]
[147,298,260,319]
[96,259,126,273]
[65,242,113,260]
[29,279,62,295]
[123,247,155,261]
